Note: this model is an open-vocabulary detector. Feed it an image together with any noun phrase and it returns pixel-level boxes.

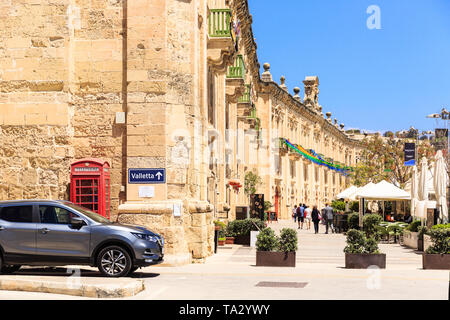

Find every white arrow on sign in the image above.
[155,172,163,180]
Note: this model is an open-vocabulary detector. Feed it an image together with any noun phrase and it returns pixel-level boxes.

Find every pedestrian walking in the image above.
[304,204,311,230]
[296,204,303,229]
[311,205,321,234]
[323,203,334,234]
[292,205,297,223]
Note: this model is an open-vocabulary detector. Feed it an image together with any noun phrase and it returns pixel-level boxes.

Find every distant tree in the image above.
[244,170,262,196]
[384,131,394,138]
[350,135,434,188]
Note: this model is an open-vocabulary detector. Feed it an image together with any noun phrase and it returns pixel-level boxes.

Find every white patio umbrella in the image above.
[433,150,448,223]
[410,165,419,218]
[418,157,429,225]
[336,185,358,200]
[418,157,429,202]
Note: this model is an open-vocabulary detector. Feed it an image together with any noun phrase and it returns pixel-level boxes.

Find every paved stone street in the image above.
[0,220,448,300]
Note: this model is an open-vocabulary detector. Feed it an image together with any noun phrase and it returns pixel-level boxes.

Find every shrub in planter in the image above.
[422,228,450,269]
[425,228,450,254]
[218,237,226,246]
[343,229,366,254]
[406,220,421,232]
[347,212,360,230]
[255,228,278,252]
[228,218,266,245]
[431,223,450,230]
[256,228,297,267]
[344,229,385,268]
[278,228,298,253]
[363,214,383,238]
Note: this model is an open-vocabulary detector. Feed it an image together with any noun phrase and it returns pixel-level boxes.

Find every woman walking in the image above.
[311,205,321,234]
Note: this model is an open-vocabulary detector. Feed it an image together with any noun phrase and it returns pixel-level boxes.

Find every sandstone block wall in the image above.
[0,0,126,220]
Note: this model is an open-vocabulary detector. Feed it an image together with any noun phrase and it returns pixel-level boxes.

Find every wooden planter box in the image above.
[345,253,386,269]
[225,237,235,244]
[256,251,296,267]
[234,234,250,246]
[422,254,450,270]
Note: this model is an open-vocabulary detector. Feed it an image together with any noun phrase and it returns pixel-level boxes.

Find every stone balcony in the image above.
[207,9,236,73]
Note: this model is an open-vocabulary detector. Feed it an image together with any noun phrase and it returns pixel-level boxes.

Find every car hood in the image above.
[96,222,160,236]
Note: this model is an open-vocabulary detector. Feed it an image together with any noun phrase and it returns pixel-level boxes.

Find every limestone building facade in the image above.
[0,0,362,265]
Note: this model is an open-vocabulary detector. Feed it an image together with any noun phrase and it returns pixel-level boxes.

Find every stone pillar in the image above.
[118,0,214,266]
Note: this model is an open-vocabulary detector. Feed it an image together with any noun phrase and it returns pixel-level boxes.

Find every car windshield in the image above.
[64,203,112,224]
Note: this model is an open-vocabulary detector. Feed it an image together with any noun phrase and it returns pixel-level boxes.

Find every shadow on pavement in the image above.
[11,267,160,279]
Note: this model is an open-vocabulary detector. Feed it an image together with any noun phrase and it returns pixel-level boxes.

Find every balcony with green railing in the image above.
[238,84,251,103]
[227,55,245,80]
[208,9,232,38]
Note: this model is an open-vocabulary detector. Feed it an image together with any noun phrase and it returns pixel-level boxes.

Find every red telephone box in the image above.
[70,159,111,219]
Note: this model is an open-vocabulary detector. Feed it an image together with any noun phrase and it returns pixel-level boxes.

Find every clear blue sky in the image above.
[248,0,450,134]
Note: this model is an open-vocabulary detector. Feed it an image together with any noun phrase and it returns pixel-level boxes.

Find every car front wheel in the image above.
[97,246,132,277]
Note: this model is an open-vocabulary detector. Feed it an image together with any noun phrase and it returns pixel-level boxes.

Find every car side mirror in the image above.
[71,217,86,229]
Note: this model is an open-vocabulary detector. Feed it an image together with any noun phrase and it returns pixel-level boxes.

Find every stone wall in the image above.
[0,0,74,202]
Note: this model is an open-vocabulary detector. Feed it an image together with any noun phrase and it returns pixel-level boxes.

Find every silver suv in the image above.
[0,200,164,277]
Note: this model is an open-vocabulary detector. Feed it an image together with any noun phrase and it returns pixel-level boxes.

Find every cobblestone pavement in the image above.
[0,220,448,300]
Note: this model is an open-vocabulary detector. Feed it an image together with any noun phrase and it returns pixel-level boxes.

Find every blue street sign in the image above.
[128,168,166,184]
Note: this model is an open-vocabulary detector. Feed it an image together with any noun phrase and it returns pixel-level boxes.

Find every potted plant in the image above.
[225,225,235,244]
[227,218,265,245]
[344,229,386,268]
[422,224,450,270]
[214,220,227,246]
[256,228,297,267]
[218,236,226,246]
[347,212,360,231]
[402,220,421,249]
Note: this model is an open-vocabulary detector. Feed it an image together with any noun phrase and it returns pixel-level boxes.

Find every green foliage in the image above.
[363,214,383,237]
[214,220,227,238]
[264,201,272,212]
[344,229,380,254]
[349,201,359,212]
[347,212,360,230]
[331,200,346,212]
[431,223,450,230]
[344,229,366,254]
[214,220,226,229]
[244,170,262,195]
[416,225,428,240]
[425,228,450,254]
[226,218,265,237]
[278,228,298,253]
[364,236,380,254]
[218,236,226,241]
[406,220,421,232]
[349,135,434,188]
[256,228,279,252]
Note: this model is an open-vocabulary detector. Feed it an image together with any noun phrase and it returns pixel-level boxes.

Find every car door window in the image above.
[39,206,79,224]
[0,206,33,223]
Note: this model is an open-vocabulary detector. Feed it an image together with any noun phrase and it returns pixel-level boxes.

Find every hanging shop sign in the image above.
[404,142,416,166]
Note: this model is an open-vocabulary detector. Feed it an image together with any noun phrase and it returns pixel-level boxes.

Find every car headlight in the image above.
[131,233,158,242]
